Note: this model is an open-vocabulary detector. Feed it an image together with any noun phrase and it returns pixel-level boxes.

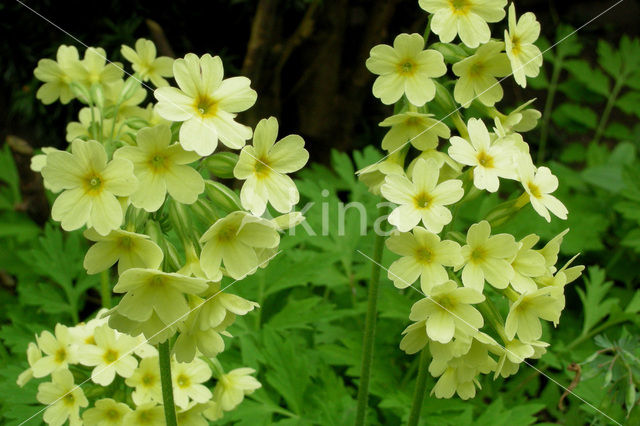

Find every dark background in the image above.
[1,0,637,169]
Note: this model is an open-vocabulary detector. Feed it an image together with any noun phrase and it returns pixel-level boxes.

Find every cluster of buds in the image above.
[26,37,309,423]
[359,0,584,399]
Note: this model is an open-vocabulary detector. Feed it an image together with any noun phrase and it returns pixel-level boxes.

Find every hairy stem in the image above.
[158,341,178,426]
[355,220,387,426]
[407,349,430,426]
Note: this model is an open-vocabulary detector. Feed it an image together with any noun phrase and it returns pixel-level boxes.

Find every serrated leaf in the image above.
[576,267,617,334]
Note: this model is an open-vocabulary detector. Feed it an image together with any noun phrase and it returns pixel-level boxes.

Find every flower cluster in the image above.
[18,315,260,425]
[30,38,308,423]
[361,1,583,399]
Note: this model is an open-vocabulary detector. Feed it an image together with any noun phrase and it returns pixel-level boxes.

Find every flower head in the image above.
[419,0,507,48]
[41,140,138,235]
[37,369,88,426]
[452,41,511,107]
[518,160,568,222]
[233,117,309,215]
[114,124,204,211]
[32,324,77,378]
[505,286,564,342]
[154,53,257,155]
[381,158,464,232]
[121,38,173,87]
[172,357,213,409]
[504,3,543,88]
[509,234,547,294]
[366,33,446,106]
[122,403,165,425]
[125,356,163,405]
[212,368,261,411]
[82,398,132,426]
[380,112,451,152]
[34,45,80,105]
[68,47,123,88]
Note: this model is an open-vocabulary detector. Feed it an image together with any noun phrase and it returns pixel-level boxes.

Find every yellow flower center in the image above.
[138,409,154,423]
[476,151,494,168]
[217,223,240,243]
[397,59,417,76]
[527,182,542,198]
[414,192,433,209]
[149,154,168,172]
[150,275,165,288]
[106,408,120,420]
[176,374,191,388]
[55,348,67,363]
[469,61,485,78]
[119,236,133,249]
[511,36,522,55]
[85,336,96,345]
[142,373,155,386]
[194,95,218,118]
[84,173,104,195]
[406,117,422,127]
[470,246,486,263]
[436,295,455,310]
[103,348,119,364]
[415,247,433,264]
[254,158,271,179]
[63,393,75,407]
[449,0,471,14]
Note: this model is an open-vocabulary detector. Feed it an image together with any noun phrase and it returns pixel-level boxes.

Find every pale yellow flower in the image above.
[122,403,164,425]
[68,47,124,88]
[37,369,88,426]
[32,324,77,378]
[212,367,261,411]
[452,41,511,107]
[34,45,80,104]
[154,53,257,155]
[379,112,451,152]
[172,358,213,409]
[366,33,446,106]
[510,234,547,294]
[114,124,204,211]
[504,3,543,88]
[41,139,138,235]
[17,342,42,387]
[83,228,163,274]
[381,158,464,232]
[419,0,507,48]
[234,117,308,215]
[121,38,174,87]
[82,398,133,426]
[125,356,163,405]
[505,286,564,342]
[518,159,568,222]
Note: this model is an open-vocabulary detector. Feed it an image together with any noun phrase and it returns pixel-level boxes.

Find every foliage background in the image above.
[1,0,640,425]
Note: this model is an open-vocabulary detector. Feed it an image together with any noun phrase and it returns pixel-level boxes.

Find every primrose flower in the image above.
[114,124,205,211]
[83,228,163,275]
[17,342,42,387]
[113,268,208,326]
[518,160,568,222]
[82,398,132,426]
[448,118,516,192]
[172,358,213,409]
[233,117,309,215]
[122,403,165,425]
[452,41,511,107]
[494,339,548,379]
[125,356,163,405]
[68,47,124,88]
[381,158,464,233]
[37,369,88,426]
[32,324,77,378]
[495,99,541,133]
[457,221,519,291]
[419,0,507,48]
[409,281,485,344]
[380,112,451,152]
[509,234,547,294]
[386,227,463,293]
[41,140,138,235]
[199,211,280,280]
[212,368,262,411]
[121,38,174,87]
[366,33,446,106]
[504,3,543,88]
[505,286,564,342]
[356,150,405,196]
[154,53,257,156]
[76,324,139,386]
[34,45,80,105]
[65,108,117,143]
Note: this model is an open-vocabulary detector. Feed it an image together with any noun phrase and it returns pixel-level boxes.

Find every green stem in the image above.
[100,270,111,308]
[158,341,178,426]
[538,56,563,162]
[355,220,387,426]
[593,77,624,145]
[407,349,430,426]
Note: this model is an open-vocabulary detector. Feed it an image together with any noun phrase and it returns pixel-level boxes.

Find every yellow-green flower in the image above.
[125,356,163,405]
[121,38,173,87]
[199,211,280,280]
[504,3,543,88]
[379,112,451,152]
[37,369,88,426]
[505,286,564,342]
[82,398,132,426]
[366,33,446,106]
[408,280,485,344]
[509,234,546,294]
[154,53,257,156]
[386,227,463,293]
[234,117,308,215]
[34,45,80,105]
[32,324,77,378]
[212,368,261,411]
[83,228,163,274]
[381,158,464,233]
[68,47,124,88]
[41,139,138,235]
[419,0,507,48]
[114,124,204,211]
[518,160,568,222]
[122,403,164,425]
[172,357,213,409]
[17,342,42,387]
[457,220,519,291]
[113,268,208,326]
[452,41,511,107]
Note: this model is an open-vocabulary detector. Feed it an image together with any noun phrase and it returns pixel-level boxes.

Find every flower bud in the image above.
[204,152,239,179]
[205,180,242,213]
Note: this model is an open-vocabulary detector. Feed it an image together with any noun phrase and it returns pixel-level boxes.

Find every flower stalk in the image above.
[158,340,178,426]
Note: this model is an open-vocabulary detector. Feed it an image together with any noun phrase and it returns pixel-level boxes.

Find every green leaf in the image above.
[552,103,597,130]
[563,59,610,97]
[597,40,623,78]
[616,91,640,118]
[621,229,640,253]
[575,267,617,335]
